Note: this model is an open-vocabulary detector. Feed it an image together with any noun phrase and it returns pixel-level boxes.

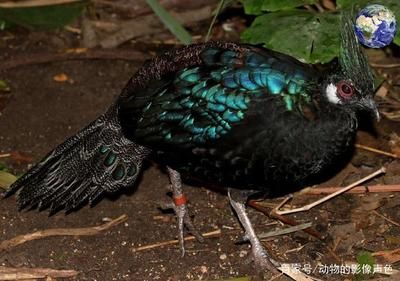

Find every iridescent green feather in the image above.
[135,47,315,145]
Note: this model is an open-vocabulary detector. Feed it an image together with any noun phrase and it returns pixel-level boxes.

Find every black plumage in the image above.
[5,14,378,271]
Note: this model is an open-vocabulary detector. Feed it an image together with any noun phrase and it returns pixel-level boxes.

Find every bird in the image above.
[5,13,378,272]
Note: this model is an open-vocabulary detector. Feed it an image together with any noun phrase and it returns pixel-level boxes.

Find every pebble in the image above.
[239,250,247,258]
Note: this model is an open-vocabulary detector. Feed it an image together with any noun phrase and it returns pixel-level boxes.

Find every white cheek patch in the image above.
[326,83,341,104]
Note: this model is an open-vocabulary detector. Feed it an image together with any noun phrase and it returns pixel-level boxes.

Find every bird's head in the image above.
[321,12,379,121]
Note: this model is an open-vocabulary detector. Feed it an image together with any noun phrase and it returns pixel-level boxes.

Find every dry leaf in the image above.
[0,171,17,190]
[376,84,389,98]
[53,73,69,82]
[373,248,400,264]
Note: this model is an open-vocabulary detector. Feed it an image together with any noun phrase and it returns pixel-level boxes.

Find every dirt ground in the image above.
[0,27,400,281]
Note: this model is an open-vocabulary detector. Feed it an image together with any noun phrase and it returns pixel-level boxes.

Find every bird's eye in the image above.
[337,81,354,99]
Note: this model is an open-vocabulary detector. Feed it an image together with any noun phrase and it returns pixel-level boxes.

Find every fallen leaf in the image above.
[53,73,69,82]
[373,248,400,264]
[0,170,17,190]
[375,84,389,98]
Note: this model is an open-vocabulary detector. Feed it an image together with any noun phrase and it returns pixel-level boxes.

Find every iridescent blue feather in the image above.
[133,47,314,145]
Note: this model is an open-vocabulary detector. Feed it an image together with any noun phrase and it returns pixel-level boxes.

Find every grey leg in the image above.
[228,188,280,273]
[167,167,204,256]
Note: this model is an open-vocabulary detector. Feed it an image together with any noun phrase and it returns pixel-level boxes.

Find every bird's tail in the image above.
[5,105,150,214]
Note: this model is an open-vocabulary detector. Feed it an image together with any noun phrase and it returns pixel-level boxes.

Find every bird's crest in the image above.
[339,10,375,95]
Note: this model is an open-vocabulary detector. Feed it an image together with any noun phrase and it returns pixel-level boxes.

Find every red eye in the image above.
[337,81,354,99]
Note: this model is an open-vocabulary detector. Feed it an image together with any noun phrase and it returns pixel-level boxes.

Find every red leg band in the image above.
[174,194,187,206]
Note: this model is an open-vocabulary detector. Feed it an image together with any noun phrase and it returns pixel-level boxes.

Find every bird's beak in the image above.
[361,97,380,121]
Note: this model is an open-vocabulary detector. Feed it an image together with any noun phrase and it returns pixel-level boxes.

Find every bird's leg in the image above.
[166,167,204,256]
[228,188,280,274]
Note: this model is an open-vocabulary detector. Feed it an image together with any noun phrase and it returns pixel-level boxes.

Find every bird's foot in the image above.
[164,198,204,256]
[250,242,280,274]
[228,188,280,274]
[239,233,279,273]
[166,167,204,256]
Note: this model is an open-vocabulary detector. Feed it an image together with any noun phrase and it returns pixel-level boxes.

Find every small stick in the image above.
[301,184,400,195]
[0,266,78,280]
[0,215,127,251]
[370,62,400,68]
[132,229,221,252]
[0,0,82,8]
[275,195,293,210]
[355,144,399,158]
[247,200,323,240]
[0,153,11,158]
[259,222,313,240]
[372,210,400,227]
[276,167,386,215]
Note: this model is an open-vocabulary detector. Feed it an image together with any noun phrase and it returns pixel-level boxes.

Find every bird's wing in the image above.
[120,46,318,149]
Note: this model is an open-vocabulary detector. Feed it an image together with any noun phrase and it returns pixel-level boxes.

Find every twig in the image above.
[93,0,216,18]
[300,184,400,195]
[274,195,293,211]
[205,0,225,42]
[99,6,213,48]
[0,153,11,158]
[132,229,221,252]
[0,266,78,280]
[247,200,323,240]
[372,210,400,227]
[0,215,127,251]
[0,49,149,72]
[370,62,400,68]
[0,0,82,8]
[285,244,305,254]
[276,167,386,215]
[355,144,399,158]
[259,222,313,240]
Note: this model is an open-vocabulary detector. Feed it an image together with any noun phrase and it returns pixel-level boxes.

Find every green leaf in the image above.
[0,79,10,92]
[357,250,375,266]
[145,0,192,45]
[337,0,400,47]
[241,10,340,63]
[261,0,317,12]
[0,1,87,30]
[241,0,317,14]
[355,251,375,280]
[0,170,16,190]
[241,0,264,15]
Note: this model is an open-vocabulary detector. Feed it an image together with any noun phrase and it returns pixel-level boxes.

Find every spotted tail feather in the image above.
[4,106,150,214]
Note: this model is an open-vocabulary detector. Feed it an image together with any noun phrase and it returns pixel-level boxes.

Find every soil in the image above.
[0,28,399,281]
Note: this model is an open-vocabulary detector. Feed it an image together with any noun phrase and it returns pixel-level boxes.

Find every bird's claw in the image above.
[171,202,204,256]
[249,243,280,274]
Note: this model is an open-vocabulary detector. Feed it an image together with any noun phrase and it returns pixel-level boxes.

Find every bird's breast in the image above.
[153,110,357,193]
